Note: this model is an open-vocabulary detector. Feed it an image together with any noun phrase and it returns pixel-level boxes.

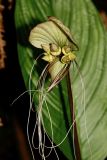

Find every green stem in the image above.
[66,71,81,160]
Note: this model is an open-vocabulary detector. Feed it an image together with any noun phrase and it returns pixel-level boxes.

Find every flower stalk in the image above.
[29,16,81,159]
[66,71,81,160]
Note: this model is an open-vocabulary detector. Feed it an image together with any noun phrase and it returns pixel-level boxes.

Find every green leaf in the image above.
[15,0,107,160]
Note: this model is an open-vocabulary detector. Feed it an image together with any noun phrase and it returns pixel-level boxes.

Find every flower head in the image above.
[29,17,78,91]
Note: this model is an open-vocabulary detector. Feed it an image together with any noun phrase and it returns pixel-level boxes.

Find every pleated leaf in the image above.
[15,0,107,159]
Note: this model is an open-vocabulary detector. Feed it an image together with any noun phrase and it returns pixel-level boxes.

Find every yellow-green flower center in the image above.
[42,43,76,64]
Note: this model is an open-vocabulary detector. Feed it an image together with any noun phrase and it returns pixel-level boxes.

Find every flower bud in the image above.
[61,52,76,64]
[62,45,71,55]
[50,43,61,56]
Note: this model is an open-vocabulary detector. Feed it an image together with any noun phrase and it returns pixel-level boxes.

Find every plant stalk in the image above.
[66,71,81,160]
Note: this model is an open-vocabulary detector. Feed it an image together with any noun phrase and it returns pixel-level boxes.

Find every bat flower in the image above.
[29,16,78,91]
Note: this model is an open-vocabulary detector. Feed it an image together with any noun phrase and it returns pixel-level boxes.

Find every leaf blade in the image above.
[15,0,107,159]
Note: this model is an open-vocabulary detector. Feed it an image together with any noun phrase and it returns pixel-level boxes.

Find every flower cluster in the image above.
[42,43,76,64]
[29,17,78,86]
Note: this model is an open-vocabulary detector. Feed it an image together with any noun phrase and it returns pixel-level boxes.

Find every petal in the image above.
[61,52,76,63]
[49,61,64,80]
[42,55,55,62]
[48,16,78,50]
[29,19,72,49]
[41,44,50,53]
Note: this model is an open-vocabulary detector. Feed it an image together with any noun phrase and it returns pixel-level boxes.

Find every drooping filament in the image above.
[28,17,92,160]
